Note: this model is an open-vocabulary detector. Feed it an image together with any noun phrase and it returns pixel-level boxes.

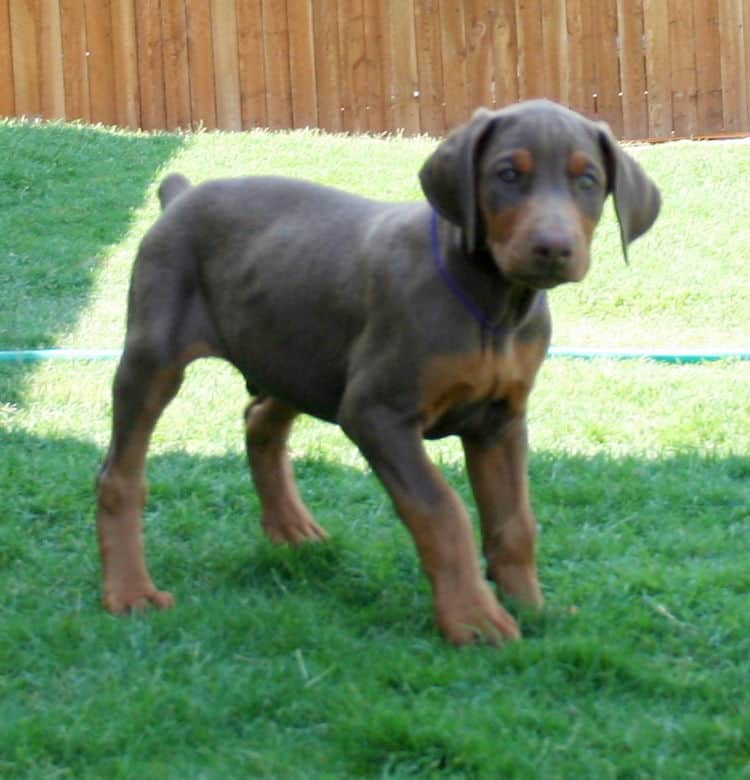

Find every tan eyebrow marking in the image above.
[567,151,592,177]
[512,149,534,175]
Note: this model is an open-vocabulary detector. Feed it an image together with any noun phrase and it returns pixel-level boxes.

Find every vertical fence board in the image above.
[110,0,140,127]
[85,0,117,126]
[492,1,518,108]
[236,0,266,129]
[312,0,343,131]
[9,0,41,117]
[287,0,317,128]
[465,0,493,109]
[185,0,216,128]
[617,0,648,138]
[541,0,567,105]
[212,0,241,129]
[580,0,598,116]
[388,0,420,132]
[135,0,166,129]
[414,0,445,134]
[60,0,91,121]
[0,0,14,116]
[693,0,723,133]
[718,0,746,130]
[39,0,65,119]
[438,0,468,128]
[643,0,672,135]
[593,0,623,135]
[565,0,585,113]
[160,0,191,129]
[515,0,544,97]
[260,0,291,129]
[668,0,698,135]
[339,0,369,132]
[363,0,387,132]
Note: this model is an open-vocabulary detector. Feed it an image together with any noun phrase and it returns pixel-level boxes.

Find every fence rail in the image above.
[2,0,750,139]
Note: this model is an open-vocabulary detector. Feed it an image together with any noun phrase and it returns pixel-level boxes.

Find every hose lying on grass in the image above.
[1,348,748,364]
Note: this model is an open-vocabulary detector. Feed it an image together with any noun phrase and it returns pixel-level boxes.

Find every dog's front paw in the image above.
[103,586,174,614]
[433,578,520,645]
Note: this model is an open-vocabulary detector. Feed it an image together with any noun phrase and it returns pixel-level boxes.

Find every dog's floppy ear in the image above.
[597,123,661,263]
[419,108,499,253]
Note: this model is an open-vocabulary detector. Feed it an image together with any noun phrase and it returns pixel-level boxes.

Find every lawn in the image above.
[0,117,749,779]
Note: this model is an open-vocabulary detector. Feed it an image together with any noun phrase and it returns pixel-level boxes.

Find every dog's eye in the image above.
[497,167,520,184]
[576,171,599,191]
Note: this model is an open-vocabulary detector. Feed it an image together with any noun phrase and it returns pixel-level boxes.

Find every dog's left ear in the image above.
[419,108,499,253]
[597,123,661,263]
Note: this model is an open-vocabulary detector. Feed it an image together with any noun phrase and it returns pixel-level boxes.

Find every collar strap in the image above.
[429,209,502,335]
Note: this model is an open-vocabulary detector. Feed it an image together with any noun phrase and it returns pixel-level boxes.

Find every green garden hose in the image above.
[0,348,748,364]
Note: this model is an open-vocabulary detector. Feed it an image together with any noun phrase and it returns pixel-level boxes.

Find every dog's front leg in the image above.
[462,418,543,608]
[341,404,520,645]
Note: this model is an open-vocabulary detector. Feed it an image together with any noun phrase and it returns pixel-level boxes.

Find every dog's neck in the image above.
[434,214,541,337]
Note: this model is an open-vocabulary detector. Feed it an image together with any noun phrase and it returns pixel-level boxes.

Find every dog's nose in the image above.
[531,230,574,266]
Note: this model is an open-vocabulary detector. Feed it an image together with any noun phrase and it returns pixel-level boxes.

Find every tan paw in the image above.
[491,563,544,608]
[262,513,329,545]
[103,586,174,614]
[434,579,521,645]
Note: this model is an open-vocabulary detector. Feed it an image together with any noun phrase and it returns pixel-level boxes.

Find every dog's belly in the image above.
[423,397,517,441]
[229,349,346,422]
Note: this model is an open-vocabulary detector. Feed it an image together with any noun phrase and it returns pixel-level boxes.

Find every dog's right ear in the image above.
[419,109,498,254]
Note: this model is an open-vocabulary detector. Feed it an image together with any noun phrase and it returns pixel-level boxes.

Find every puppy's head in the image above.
[419,100,661,289]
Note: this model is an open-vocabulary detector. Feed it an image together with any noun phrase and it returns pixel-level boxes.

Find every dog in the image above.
[95,99,660,644]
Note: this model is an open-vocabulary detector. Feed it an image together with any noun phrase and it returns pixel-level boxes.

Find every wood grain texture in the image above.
[110,0,140,128]
[161,0,191,129]
[86,0,117,126]
[185,0,216,129]
[618,0,648,139]
[0,0,15,116]
[9,0,41,117]
[2,0,750,138]
[643,0,673,135]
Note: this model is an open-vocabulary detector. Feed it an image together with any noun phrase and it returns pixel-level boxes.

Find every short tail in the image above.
[158,173,191,210]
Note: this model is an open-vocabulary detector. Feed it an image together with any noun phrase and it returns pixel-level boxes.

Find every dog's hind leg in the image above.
[244,396,328,545]
[95,345,185,613]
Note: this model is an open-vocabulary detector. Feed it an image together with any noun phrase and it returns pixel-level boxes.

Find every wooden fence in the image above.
[2,0,750,140]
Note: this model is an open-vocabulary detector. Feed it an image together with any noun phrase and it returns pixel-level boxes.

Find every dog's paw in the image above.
[491,563,544,608]
[261,513,329,546]
[434,579,521,646]
[103,587,174,614]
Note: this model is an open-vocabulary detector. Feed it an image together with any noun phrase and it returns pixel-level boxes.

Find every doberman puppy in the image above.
[95,100,660,644]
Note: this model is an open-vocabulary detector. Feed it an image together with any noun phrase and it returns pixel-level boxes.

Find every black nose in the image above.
[531,230,573,265]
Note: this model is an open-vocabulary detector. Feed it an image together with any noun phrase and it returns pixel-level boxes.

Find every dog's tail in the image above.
[158,173,191,210]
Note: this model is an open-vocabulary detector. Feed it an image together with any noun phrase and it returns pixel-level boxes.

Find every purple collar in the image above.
[429,209,503,335]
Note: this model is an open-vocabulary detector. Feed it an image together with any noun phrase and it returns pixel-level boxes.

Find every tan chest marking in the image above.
[419,340,546,431]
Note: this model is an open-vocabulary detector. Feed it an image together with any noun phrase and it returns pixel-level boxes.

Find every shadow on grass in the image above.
[0,121,184,402]
[4,425,749,780]
[3,424,748,635]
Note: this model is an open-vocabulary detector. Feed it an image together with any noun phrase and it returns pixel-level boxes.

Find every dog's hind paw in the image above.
[491,563,544,608]
[261,513,329,546]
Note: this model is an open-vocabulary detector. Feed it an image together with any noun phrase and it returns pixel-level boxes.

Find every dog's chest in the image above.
[419,341,544,438]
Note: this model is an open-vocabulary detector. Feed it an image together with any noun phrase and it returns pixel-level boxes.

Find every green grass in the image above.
[1,119,749,778]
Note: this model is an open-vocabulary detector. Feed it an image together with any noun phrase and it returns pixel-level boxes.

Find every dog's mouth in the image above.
[488,242,589,290]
